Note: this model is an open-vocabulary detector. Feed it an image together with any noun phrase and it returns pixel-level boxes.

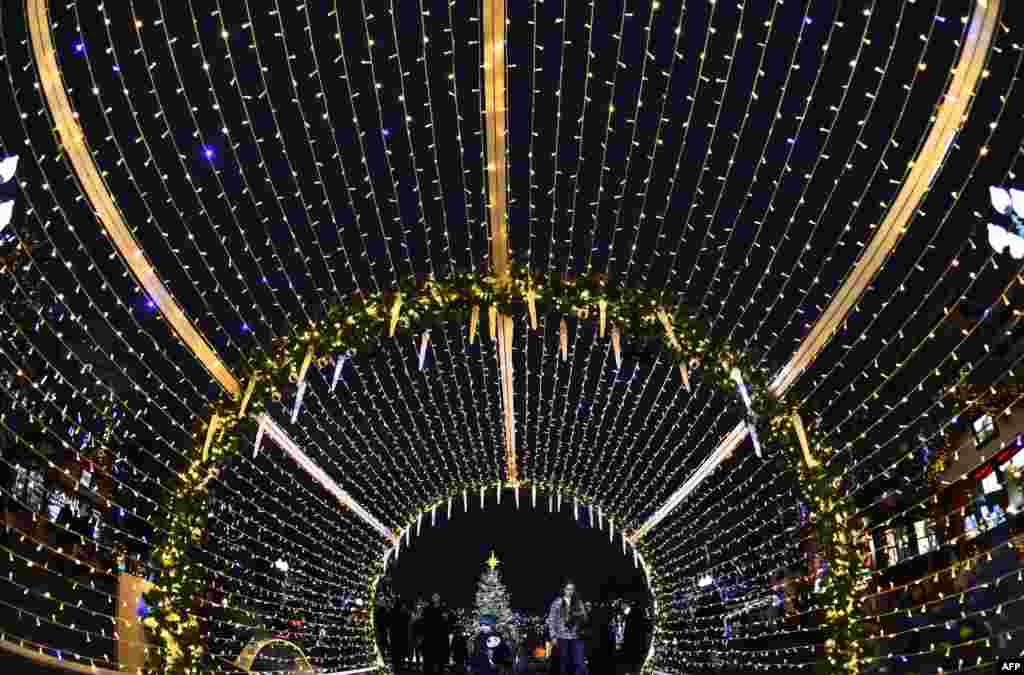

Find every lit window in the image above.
[914,520,938,553]
[973,415,997,447]
[982,471,1002,494]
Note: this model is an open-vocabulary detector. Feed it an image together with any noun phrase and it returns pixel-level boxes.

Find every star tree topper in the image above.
[486,550,500,572]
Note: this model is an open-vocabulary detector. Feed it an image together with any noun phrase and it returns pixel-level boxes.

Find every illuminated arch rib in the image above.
[630,0,1003,543]
[234,638,313,673]
[23,0,388,544]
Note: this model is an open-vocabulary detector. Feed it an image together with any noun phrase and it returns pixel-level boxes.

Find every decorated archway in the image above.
[137,269,863,673]
[0,0,1006,674]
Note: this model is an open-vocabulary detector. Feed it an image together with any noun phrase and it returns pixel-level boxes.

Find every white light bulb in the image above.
[990,186,1012,215]
[0,201,12,230]
[1010,188,1024,220]
[0,155,18,183]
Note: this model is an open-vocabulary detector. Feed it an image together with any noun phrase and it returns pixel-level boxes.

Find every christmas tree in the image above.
[475,551,517,644]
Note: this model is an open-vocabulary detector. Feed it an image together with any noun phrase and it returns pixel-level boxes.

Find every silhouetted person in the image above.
[451,620,469,673]
[389,602,410,669]
[587,596,617,675]
[423,593,449,675]
[621,602,650,675]
[375,601,391,659]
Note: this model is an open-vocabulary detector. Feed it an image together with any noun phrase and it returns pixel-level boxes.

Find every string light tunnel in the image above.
[0,0,1020,673]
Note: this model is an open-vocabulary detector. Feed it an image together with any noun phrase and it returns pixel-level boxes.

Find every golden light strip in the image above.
[25,0,239,398]
[26,0,391,540]
[482,0,518,482]
[630,0,1001,543]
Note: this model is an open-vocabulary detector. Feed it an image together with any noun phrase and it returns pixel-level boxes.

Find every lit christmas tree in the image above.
[475,551,517,644]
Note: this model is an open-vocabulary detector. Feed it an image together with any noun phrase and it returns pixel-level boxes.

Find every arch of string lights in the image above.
[0,0,1021,673]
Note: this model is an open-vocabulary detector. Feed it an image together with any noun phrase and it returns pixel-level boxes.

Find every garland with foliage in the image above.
[141,264,863,674]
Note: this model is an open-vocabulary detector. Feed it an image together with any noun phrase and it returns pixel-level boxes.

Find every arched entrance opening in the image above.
[372,484,655,673]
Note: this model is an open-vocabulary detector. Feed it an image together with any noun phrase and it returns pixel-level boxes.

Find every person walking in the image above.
[586,595,617,675]
[375,599,391,661]
[411,600,425,670]
[389,601,411,671]
[545,580,588,675]
[422,593,449,675]
[621,601,650,675]
[451,618,469,673]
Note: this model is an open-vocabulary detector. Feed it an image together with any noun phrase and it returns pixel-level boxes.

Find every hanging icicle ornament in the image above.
[470,305,480,344]
[560,318,568,361]
[253,416,266,458]
[589,504,594,527]
[731,368,762,457]
[514,484,520,509]
[480,485,486,509]
[679,363,691,392]
[488,305,498,340]
[418,331,431,370]
[609,517,615,543]
[621,529,627,555]
[416,512,423,537]
[239,375,257,417]
[497,482,502,505]
[532,484,537,508]
[598,299,608,338]
[389,293,403,337]
[526,287,538,330]
[331,353,348,391]
[574,497,579,521]
[791,412,819,469]
[655,307,691,391]
[549,494,553,512]
[291,346,315,423]
[612,326,622,368]
[202,414,222,462]
[598,506,604,530]
[431,505,436,527]
[463,489,468,513]
[447,497,453,521]
[557,492,562,512]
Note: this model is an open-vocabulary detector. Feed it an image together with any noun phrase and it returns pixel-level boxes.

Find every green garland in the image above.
[141,265,863,674]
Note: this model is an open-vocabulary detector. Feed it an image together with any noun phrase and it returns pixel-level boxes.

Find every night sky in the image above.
[386,490,649,614]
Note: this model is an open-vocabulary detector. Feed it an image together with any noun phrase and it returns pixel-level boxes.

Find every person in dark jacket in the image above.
[621,602,650,675]
[472,614,513,675]
[586,596,617,675]
[451,620,469,673]
[389,602,411,670]
[375,600,391,660]
[422,593,450,675]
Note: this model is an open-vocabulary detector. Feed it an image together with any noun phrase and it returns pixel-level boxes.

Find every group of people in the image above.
[376,581,651,675]
[378,592,466,674]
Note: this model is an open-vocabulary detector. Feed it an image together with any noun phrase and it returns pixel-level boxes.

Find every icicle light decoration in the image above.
[731,368,762,457]
[389,293,403,337]
[331,353,347,391]
[291,346,315,423]
[418,331,431,370]
[560,318,568,361]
